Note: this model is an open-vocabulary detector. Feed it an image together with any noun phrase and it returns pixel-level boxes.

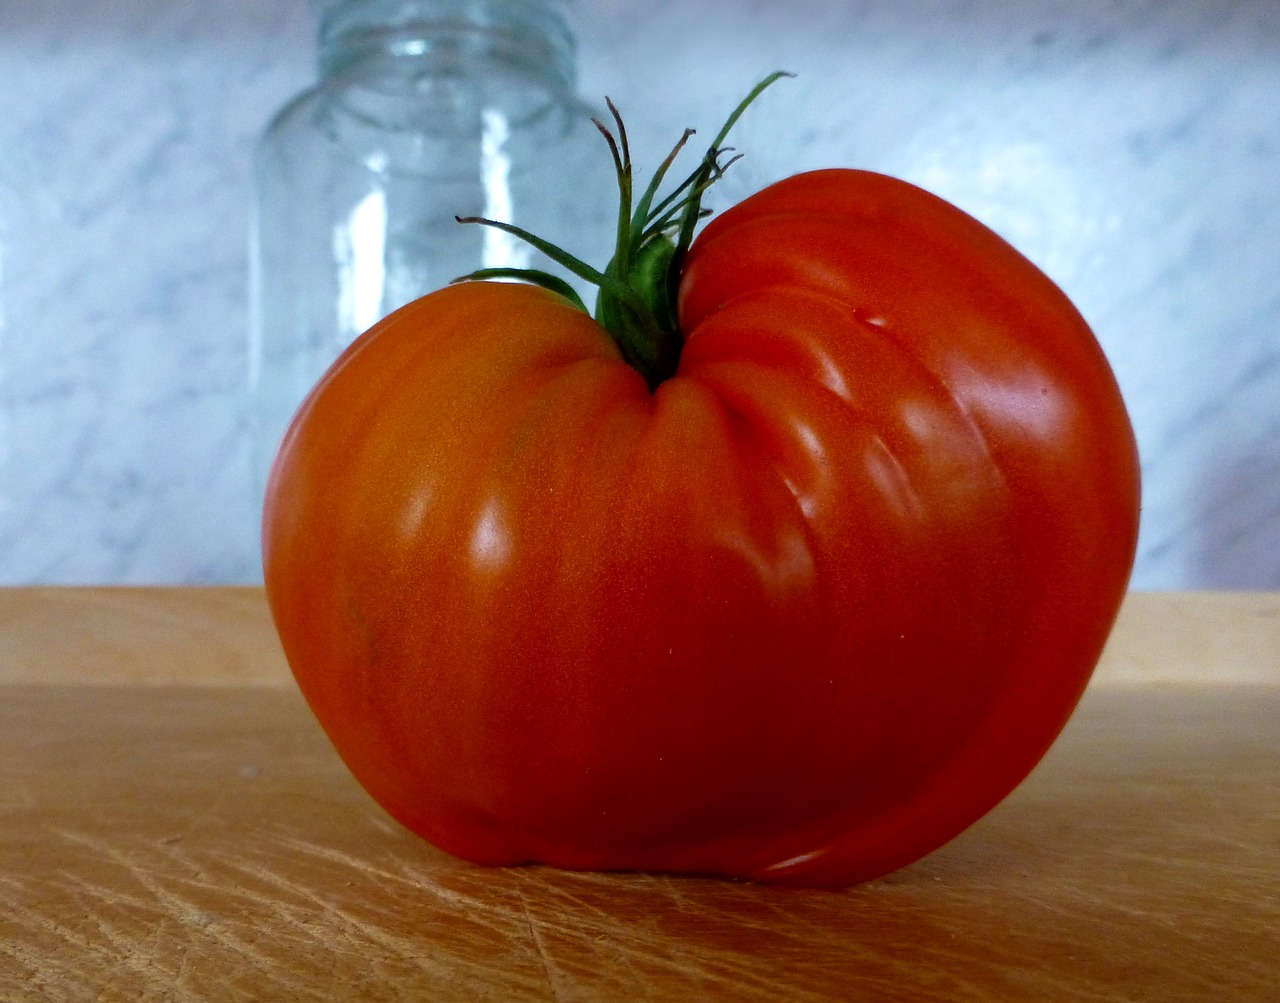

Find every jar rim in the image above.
[313,0,577,94]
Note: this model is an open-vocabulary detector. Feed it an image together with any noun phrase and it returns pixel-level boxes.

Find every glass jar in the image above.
[247,0,611,514]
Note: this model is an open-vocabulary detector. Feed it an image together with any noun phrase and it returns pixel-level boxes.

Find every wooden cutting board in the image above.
[1,589,1277,1001]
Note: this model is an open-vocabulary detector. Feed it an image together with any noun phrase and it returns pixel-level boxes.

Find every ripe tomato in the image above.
[264,85,1139,886]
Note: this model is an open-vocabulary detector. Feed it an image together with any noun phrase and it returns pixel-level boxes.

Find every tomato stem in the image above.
[455,71,793,391]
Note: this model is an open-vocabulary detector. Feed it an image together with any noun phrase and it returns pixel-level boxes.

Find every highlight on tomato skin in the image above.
[261,75,1140,887]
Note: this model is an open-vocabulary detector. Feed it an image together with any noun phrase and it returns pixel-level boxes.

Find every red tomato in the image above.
[264,164,1139,886]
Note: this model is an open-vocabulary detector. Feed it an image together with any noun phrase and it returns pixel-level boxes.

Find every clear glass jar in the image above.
[248,0,611,512]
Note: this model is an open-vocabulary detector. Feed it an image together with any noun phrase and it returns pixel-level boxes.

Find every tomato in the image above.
[263,81,1139,886]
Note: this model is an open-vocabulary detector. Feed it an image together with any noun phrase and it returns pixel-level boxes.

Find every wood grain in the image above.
[2,587,1275,688]
[1,589,1277,1001]
[0,587,290,686]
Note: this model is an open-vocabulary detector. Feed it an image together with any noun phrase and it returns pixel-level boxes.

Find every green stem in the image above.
[454,72,792,391]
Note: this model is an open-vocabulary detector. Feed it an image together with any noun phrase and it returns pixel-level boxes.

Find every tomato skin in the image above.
[264,168,1140,885]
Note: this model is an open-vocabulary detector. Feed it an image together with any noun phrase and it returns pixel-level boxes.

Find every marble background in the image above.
[0,0,1276,587]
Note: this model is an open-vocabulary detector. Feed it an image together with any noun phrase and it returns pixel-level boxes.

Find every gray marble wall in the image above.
[1,0,1277,587]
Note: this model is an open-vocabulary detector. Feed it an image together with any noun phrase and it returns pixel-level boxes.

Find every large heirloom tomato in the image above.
[264,78,1140,886]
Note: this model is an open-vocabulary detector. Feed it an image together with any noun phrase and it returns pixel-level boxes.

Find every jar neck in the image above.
[313,0,576,94]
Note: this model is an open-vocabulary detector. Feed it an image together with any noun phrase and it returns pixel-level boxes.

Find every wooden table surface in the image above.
[1,588,1277,1002]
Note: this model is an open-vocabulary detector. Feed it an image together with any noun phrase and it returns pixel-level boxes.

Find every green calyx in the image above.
[456,71,792,391]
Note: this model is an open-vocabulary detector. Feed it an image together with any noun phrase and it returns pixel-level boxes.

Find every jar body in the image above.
[248,0,611,512]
